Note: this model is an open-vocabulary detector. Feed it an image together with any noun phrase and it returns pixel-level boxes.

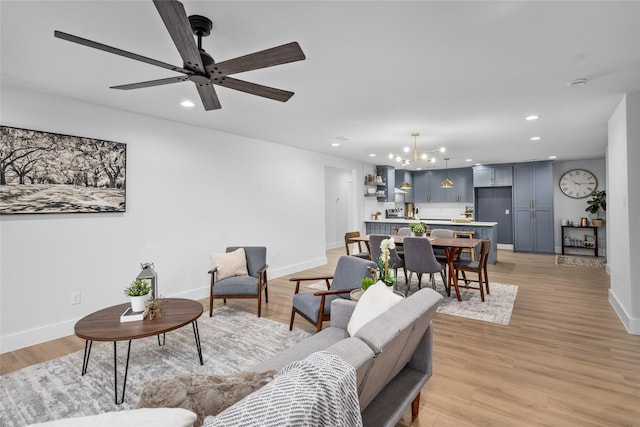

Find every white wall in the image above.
[324,166,353,249]
[0,85,367,352]
[607,91,639,334]
[552,158,607,256]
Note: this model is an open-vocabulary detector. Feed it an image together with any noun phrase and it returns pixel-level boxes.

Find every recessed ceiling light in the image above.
[465,159,472,162]
[369,154,376,157]
[331,142,340,147]
[549,155,557,159]
[180,100,195,108]
[567,78,588,87]
[526,115,539,121]
[530,136,541,141]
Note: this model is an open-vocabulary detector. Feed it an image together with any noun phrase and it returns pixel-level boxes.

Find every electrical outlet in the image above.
[71,291,81,305]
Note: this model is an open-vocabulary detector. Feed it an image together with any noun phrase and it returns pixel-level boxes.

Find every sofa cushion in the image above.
[210,248,248,281]
[26,408,197,427]
[347,281,403,336]
[250,326,348,373]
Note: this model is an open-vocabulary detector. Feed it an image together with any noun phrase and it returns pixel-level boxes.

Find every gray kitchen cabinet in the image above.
[473,164,513,187]
[412,171,430,202]
[412,168,473,203]
[513,162,554,253]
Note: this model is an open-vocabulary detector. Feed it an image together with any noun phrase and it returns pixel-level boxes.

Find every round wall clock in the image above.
[559,169,597,198]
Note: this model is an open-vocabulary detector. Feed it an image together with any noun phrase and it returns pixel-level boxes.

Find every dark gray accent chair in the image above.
[429,228,455,262]
[208,246,268,317]
[403,237,447,291]
[289,255,376,332]
[369,234,407,284]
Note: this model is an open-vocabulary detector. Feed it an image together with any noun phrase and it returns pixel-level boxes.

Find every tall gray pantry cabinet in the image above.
[513,162,554,253]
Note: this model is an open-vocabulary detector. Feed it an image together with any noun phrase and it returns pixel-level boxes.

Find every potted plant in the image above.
[361,276,375,291]
[124,279,150,311]
[409,222,428,236]
[585,190,606,227]
[374,211,382,220]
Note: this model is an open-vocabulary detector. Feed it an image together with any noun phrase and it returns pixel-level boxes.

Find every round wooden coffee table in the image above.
[75,298,203,404]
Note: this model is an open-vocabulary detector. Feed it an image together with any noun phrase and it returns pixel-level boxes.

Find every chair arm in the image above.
[289,276,333,294]
[312,287,357,297]
[208,267,218,275]
[257,264,269,275]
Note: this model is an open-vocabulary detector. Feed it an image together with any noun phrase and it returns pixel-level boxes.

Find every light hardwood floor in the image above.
[2,249,639,426]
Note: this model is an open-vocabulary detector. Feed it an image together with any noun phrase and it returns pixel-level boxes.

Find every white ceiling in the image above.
[2,1,640,169]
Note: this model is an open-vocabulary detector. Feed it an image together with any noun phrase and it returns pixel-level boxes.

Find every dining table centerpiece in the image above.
[377,237,397,287]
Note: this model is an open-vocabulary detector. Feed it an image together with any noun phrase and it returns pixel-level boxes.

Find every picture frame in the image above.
[0,126,126,214]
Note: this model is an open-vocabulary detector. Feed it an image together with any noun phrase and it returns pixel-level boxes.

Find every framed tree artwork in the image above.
[0,126,126,214]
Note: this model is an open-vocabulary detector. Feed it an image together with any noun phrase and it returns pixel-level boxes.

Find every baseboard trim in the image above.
[609,289,640,335]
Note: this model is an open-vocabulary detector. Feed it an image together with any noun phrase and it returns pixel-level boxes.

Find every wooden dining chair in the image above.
[344,231,370,259]
[452,240,491,301]
[453,230,476,261]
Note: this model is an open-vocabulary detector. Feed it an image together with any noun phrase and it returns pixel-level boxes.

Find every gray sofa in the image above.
[213,286,444,426]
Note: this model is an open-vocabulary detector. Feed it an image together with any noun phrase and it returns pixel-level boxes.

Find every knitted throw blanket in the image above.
[204,351,362,426]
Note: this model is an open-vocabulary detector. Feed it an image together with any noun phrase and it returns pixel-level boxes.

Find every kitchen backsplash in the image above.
[372,201,470,219]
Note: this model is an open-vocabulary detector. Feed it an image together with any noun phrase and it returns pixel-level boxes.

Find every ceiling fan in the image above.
[54,0,306,110]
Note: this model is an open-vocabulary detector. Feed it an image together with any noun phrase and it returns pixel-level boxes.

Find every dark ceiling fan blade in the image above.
[216,77,294,102]
[110,76,189,90]
[54,30,193,74]
[195,83,222,110]
[207,42,305,77]
[153,0,205,74]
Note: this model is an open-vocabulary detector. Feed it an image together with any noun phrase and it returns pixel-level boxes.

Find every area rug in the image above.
[396,276,518,326]
[0,306,311,426]
[556,254,606,268]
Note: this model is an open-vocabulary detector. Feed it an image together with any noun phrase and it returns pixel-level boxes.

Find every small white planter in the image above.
[129,294,148,312]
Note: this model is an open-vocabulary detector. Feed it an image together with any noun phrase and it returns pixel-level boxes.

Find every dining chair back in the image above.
[344,231,370,259]
[429,229,454,261]
[396,227,412,236]
[403,237,447,291]
[453,230,477,261]
[453,239,491,301]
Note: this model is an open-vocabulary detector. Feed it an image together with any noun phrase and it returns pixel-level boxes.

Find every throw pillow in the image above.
[137,370,276,427]
[347,281,403,336]
[26,408,197,427]
[210,248,248,281]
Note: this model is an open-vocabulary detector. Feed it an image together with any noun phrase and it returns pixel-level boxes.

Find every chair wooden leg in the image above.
[289,309,296,331]
[411,392,421,419]
[484,266,490,294]
[257,293,262,317]
[478,273,485,302]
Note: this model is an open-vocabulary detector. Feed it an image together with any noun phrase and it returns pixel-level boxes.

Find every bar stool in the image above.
[453,230,476,261]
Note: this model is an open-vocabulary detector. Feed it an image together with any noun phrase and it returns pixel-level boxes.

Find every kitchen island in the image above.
[364,219,499,264]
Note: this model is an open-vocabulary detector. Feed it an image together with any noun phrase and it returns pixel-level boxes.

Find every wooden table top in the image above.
[74,298,203,342]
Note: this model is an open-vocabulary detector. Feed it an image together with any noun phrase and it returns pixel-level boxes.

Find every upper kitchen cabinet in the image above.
[513,162,554,253]
[375,165,395,202]
[473,164,513,187]
[412,168,473,203]
[412,171,430,202]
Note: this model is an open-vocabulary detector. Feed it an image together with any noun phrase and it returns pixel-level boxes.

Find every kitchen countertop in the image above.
[364,218,498,227]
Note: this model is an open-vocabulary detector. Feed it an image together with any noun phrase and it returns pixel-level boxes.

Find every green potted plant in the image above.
[585,190,606,227]
[409,222,428,236]
[124,279,151,311]
[361,276,375,291]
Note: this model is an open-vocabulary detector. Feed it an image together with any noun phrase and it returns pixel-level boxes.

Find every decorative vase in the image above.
[414,232,424,237]
[130,294,148,312]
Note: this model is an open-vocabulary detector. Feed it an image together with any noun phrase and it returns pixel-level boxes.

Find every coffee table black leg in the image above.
[157,333,166,346]
[192,320,203,365]
[113,340,132,404]
[81,340,93,375]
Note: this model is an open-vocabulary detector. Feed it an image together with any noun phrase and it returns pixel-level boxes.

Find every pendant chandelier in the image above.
[389,132,445,166]
[440,157,454,188]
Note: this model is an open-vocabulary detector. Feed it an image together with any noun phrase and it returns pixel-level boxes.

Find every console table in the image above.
[561,225,598,257]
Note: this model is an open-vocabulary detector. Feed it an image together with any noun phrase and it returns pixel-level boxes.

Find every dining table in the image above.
[349,234,483,301]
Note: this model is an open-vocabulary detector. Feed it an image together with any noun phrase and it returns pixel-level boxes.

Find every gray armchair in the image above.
[209,246,268,317]
[289,255,376,332]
